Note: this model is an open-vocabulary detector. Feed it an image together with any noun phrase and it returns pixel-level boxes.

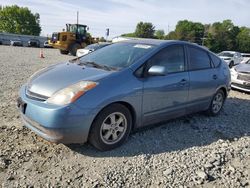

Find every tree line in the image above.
[122,20,250,53]
[0,5,41,36]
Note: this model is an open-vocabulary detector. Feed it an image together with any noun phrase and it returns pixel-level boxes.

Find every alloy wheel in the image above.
[100,112,127,145]
[212,92,224,114]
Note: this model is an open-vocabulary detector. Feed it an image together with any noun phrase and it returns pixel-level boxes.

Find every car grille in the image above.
[26,89,49,101]
[232,83,250,90]
[237,73,250,82]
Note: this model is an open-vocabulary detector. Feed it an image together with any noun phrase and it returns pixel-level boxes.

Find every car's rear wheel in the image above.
[206,90,225,116]
[89,104,132,151]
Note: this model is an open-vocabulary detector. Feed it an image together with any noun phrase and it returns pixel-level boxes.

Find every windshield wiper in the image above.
[78,61,117,71]
[69,57,80,63]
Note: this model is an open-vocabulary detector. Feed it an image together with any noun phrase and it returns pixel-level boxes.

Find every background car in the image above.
[241,53,250,64]
[76,42,111,57]
[231,60,250,92]
[10,40,23,46]
[18,40,230,151]
[44,41,53,48]
[28,39,40,47]
[218,51,243,68]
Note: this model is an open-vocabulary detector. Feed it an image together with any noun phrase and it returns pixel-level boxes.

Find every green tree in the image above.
[237,27,250,53]
[155,29,165,39]
[175,20,204,44]
[0,5,41,35]
[134,22,155,38]
[165,31,177,40]
[99,37,106,42]
[121,33,136,37]
[205,20,240,52]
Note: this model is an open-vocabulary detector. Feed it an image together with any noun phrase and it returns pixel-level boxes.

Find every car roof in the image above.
[220,51,238,54]
[119,38,200,47]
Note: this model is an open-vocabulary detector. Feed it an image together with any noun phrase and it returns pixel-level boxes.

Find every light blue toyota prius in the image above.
[17,39,231,151]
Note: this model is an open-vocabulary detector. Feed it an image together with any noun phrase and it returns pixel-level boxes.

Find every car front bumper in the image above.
[17,85,97,144]
[231,76,250,92]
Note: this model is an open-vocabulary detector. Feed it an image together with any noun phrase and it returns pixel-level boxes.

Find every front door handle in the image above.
[179,79,188,86]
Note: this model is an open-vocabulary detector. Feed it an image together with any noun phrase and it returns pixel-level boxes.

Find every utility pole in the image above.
[106,28,109,41]
[76,11,79,32]
[167,23,170,40]
[77,11,79,24]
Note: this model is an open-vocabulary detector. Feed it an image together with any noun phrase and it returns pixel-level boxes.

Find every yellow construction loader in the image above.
[49,24,92,56]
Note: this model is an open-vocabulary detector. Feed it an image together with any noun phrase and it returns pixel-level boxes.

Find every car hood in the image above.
[235,63,250,74]
[27,62,112,97]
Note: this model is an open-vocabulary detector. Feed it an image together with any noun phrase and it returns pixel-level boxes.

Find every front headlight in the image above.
[230,67,238,77]
[47,81,98,105]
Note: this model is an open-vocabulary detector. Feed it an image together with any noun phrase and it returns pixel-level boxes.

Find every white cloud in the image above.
[1,0,250,38]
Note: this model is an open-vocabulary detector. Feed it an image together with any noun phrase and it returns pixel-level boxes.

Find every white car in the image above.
[218,51,243,68]
[76,42,111,57]
[241,53,250,64]
[44,41,52,48]
[231,61,250,92]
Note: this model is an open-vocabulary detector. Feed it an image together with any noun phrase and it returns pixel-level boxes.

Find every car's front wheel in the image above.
[89,104,132,151]
[206,90,225,116]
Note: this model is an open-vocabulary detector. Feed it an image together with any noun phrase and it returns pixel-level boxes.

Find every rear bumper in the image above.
[17,85,97,144]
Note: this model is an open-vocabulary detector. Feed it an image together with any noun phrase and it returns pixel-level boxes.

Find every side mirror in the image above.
[148,65,166,76]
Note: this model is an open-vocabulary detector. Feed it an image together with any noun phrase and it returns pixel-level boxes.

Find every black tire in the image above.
[229,61,234,68]
[206,90,225,116]
[69,43,81,56]
[60,50,69,55]
[89,104,132,151]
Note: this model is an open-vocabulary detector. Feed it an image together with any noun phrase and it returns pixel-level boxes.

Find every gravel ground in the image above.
[0,45,249,188]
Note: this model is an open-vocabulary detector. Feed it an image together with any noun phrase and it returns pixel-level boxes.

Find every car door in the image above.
[141,44,189,126]
[186,45,218,113]
[237,53,243,64]
[234,52,242,65]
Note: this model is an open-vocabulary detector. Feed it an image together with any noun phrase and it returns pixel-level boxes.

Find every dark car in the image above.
[17,40,231,151]
[28,39,40,47]
[44,41,53,48]
[10,40,23,46]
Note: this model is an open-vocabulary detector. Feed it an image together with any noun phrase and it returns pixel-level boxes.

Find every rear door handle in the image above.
[213,75,218,80]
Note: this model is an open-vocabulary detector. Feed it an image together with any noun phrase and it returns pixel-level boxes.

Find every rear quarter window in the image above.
[188,46,212,71]
[210,53,221,67]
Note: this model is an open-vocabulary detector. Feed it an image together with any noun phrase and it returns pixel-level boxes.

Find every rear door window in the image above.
[188,46,212,71]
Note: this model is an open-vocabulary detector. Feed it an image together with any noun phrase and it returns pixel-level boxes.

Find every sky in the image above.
[1,0,250,38]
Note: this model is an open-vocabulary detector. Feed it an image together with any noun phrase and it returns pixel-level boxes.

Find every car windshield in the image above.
[85,44,101,50]
[80,42,155,69]
[218,52,234,57]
